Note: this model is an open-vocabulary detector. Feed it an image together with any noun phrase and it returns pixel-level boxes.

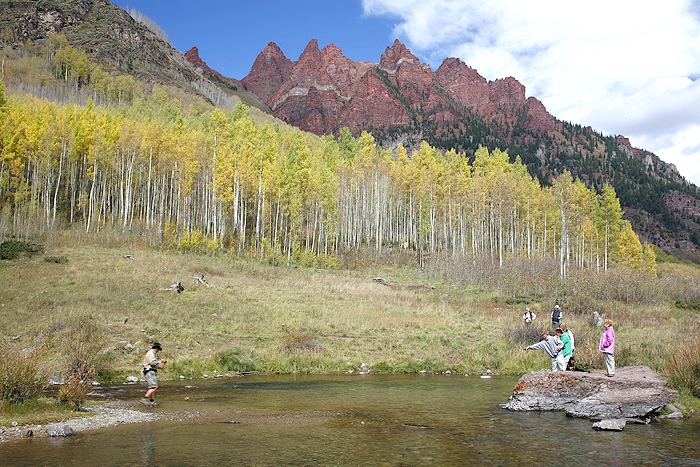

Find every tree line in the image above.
[0,79,656,278]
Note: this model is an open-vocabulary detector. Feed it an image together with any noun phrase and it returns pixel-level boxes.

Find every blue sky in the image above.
[114,1,700,186]
[115,1,397,78]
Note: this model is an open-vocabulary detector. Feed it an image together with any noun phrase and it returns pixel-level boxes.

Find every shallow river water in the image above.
[2,374,699,466]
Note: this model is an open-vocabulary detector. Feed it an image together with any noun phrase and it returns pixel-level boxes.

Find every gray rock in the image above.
[48,375,63,385]
[124,343,134,352]
[504,366,676,422]
[592,419,626,431]
[48,424,74,437]
[126,375,139,383]
[593,311,604,326]
[566,386,669,418]
[624,417,650,424]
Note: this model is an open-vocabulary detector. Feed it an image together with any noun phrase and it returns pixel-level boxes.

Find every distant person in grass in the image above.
[524,329,565,371]
[522,307,536,325]
[142,342,166,407]
[551,304,562,329]
[599,319,616,377]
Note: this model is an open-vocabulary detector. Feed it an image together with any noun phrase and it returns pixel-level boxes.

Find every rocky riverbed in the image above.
[0,400,192,444]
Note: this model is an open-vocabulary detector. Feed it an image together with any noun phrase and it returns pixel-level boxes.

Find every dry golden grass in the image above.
[0,241,698,386]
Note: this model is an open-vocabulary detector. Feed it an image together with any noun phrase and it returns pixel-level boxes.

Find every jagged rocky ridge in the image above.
[0,0,265,110]
[237,39,700,255]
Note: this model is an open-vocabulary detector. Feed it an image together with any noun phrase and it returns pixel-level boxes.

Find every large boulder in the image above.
[504,366,677,420]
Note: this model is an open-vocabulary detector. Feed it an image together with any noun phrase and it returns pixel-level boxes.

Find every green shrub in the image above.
[0,241,43,260]
[93,368,123,384]
[44,255,68,263]
[399,357,446,373]
[0,344,44,404]
[168,358,208,378]
[216,348,259,373]
[370,361,392,373]
[674,299,700,311]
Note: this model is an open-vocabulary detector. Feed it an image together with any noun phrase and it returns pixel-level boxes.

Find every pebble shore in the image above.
[0,401,170,443]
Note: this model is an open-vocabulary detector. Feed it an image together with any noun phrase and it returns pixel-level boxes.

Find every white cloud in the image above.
[362,0,700,184]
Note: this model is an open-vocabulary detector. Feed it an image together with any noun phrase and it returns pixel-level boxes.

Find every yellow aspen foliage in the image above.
[642,243,657,275]
[0,79,6,110]
[612,221,645,270]
[472,146,511,177]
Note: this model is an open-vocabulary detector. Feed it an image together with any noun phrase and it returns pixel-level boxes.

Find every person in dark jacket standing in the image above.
[551,304,562,329]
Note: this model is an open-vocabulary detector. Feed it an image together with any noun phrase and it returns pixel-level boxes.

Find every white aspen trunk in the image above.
[560,200,568,281]
[212,135,218,242]
[498,206,503,268]
[97,176,107,233]
[526,205,532,260]
[374,174,381,251]
[233,177,240,237]
[119,151,125,227]
[51,142,65,228]
[159,173,166,237]
[240,193,247,250]
[255,166,263,249]
[604,222,609,272]
[42,156,51,228]
[122,149,135,230]
[86,160,97,233]
[274,201,281,253]
[146,149,152,228]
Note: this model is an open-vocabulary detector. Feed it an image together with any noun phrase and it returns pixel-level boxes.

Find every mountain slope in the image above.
[236,38,699,256]
[0,0,268,111]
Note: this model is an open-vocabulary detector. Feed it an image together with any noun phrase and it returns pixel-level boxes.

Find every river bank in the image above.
[2,367,695,445]
[0,400,198,443]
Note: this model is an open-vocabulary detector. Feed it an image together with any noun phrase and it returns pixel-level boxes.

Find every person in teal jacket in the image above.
[556,328,572,370]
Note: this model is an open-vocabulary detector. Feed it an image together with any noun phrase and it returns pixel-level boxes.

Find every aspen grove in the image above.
[0,82,655,277]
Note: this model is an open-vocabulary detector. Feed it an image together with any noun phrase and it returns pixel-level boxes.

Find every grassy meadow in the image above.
[1,239,698,381]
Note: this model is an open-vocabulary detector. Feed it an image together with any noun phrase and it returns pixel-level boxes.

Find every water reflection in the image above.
[1,374,699,466]
[138,426,156,466]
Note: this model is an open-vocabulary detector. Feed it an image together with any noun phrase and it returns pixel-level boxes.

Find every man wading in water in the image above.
[142,342,166,407]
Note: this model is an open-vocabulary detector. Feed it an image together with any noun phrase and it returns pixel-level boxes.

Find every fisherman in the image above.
[141,342,166,407]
